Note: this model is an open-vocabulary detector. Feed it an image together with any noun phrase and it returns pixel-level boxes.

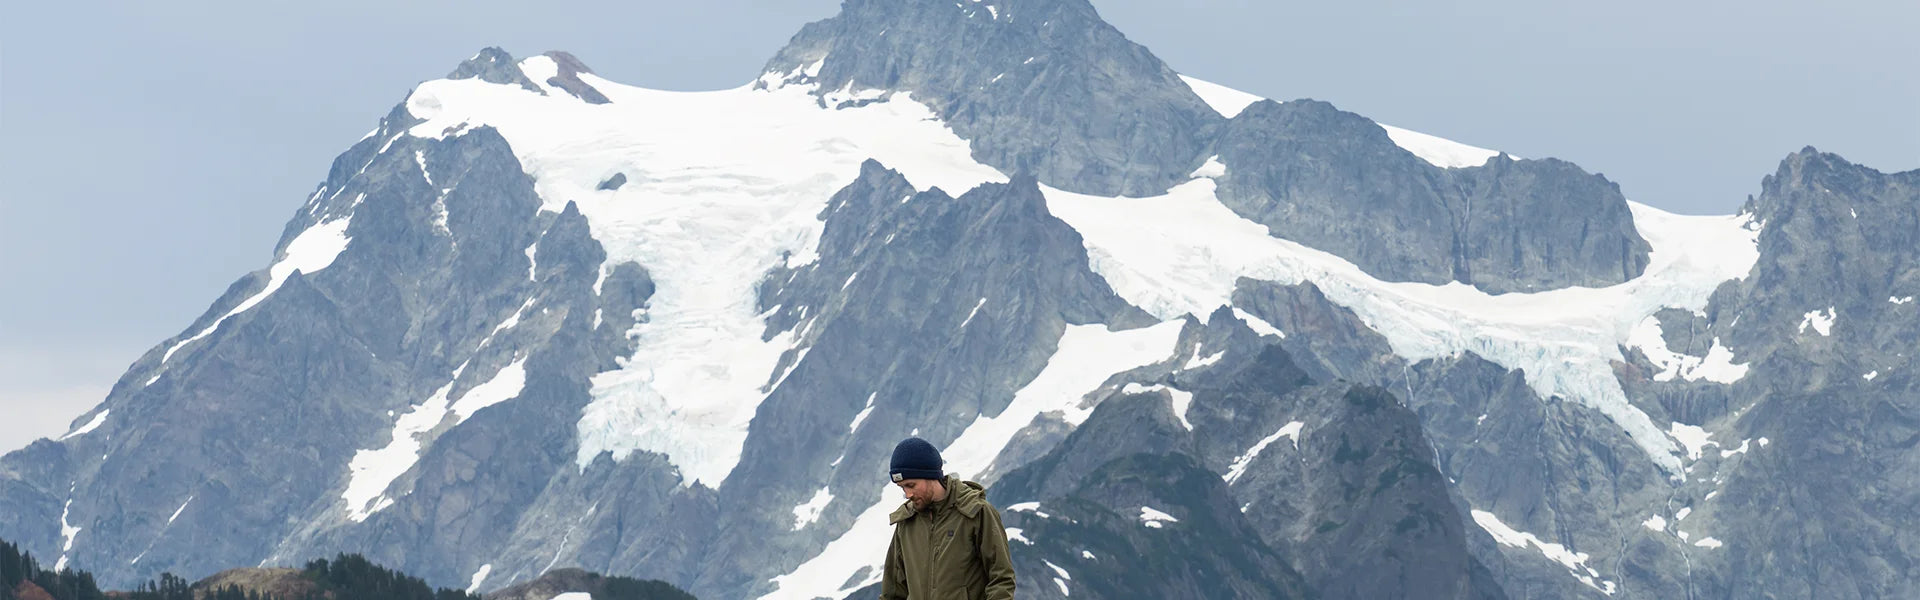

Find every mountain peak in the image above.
[535,50,611,104]
[442,47,609,104]
[446,47,543,94]
[760,0,1219,197]
[1746,145,1913,235]
[1761,145,1865,196]
[762,0,1110,91]
[541,50,595,75]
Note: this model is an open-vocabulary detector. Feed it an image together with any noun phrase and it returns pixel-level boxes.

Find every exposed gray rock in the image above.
[763,0,1222,197]
[1160,310,1508,600]
[704,160,1151,598]
[540,51,612,104]
[0,107,663,588]
[990,393,1314,599]
[0,439,70,558]
[1688,148,1920,599]
[1212,99,1650,294]
[447,47,545,95]
[1652,307,1715,357]
[1224,279,1659,599]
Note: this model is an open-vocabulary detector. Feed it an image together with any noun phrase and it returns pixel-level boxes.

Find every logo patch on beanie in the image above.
[891,472,904,483]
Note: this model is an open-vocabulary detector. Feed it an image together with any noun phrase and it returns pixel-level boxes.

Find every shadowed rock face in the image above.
[706,161,1152,597]
[1212,99,1650,294]
[448,47,545,94]
[1683,148,1920,600]
[985,324,1507,600]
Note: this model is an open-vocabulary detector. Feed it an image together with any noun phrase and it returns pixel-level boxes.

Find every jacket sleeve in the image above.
[978,505,1017,600]
[881,526,908,600]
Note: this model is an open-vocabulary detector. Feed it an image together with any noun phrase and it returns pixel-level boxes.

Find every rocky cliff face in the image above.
[1212,99,1650,294]
[763,0,1222,199]
[1689,149,1920,599]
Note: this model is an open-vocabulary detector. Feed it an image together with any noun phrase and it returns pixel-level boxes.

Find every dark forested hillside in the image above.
[1,537,689,600]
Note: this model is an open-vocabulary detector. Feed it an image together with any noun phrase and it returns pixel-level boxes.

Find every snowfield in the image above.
[400,57,1005,487]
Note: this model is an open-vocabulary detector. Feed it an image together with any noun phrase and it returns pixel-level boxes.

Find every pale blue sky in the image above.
[2,0,1914,452]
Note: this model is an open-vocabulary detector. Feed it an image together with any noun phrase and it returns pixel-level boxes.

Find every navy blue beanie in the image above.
[889,437,944,483]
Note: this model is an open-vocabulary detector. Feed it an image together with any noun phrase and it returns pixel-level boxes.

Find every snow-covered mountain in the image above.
[6,0,1918,598]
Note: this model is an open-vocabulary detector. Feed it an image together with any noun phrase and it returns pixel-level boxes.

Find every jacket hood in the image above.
[890,475,986,524]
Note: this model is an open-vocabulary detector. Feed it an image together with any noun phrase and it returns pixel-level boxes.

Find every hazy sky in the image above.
[2,0,1914,452]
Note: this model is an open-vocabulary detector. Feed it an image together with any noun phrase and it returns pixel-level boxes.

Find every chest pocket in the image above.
[932,525,958,558]
[932,517,978,565]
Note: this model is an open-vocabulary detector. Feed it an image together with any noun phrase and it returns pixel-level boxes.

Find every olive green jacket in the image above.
[880,476,1016,600]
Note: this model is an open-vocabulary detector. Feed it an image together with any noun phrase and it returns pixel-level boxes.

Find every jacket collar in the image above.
[889,475,983,524]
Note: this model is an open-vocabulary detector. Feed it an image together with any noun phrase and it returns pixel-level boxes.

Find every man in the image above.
[882,437,1016,600]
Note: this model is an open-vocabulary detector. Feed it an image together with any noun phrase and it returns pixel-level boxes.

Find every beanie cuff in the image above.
[890,468,943,483]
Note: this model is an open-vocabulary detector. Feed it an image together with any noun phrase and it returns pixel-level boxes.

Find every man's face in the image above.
[896,478,941,510]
